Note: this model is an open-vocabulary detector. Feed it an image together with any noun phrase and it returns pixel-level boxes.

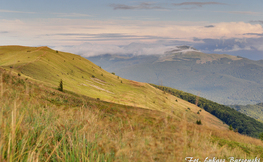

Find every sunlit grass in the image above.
[0,70,263,161]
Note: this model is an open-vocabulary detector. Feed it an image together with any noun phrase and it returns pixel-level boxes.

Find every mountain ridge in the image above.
[88,49,263,105]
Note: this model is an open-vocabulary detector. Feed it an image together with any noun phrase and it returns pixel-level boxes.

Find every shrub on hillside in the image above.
[58,79,63,92]
[196,120,202,125]
[229,125,233,131]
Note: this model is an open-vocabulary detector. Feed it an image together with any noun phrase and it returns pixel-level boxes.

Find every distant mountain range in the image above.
[88,46,263,105]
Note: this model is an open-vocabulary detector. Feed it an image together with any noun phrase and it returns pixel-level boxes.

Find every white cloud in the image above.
[229,44,242,52]
[109,2,168,10]
[173,2,226,7]
[195,36,263,54]
[235,38,247,43]
[55,42,176,57]
[244,46,252,50]
[227,11,262,15]
[54,13,92,18]
[0,18,262,48]
[0,9,35,14]
[214,49,223,52]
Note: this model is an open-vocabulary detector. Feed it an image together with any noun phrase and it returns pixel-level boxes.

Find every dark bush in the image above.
[196,120,202,125]
[58,79,63,92]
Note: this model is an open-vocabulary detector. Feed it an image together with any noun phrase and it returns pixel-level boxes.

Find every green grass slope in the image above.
[1,68,263,161]
[0,45,227,130]
[0,46,176,111]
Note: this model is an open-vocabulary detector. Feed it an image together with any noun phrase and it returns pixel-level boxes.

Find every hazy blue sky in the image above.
[1,0,263,59]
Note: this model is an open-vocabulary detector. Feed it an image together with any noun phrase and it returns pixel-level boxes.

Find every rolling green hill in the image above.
[0,45,179,111]
[88,48,263,105]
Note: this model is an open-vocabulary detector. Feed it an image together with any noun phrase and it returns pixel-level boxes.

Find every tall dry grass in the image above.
[0,70,262,161]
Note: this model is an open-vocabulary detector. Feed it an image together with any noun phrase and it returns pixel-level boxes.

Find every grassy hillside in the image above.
[0,46,180,111]
[230,103,263,123]
[151,84,263,138]
[88,51,263,105]
[1,45,263,161]
[0,45,228,130]
[1,67,263,161]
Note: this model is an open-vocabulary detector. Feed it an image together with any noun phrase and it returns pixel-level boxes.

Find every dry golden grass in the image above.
[0,70,262,162]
